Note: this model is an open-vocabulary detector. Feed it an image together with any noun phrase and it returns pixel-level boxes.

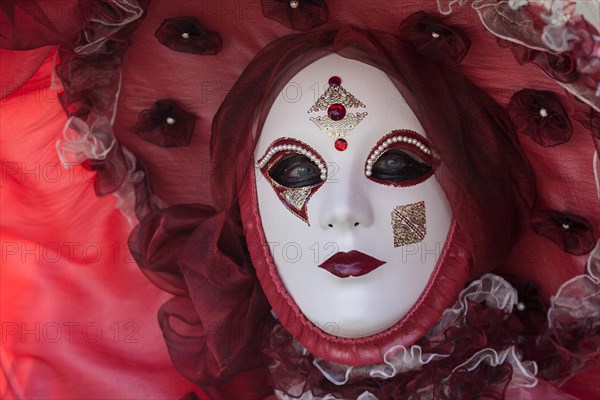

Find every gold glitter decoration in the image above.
[308,84,366,113]
[307,82,368,139]
[391,201,426,247]
[282,186,311,210]
[309,112,368,139]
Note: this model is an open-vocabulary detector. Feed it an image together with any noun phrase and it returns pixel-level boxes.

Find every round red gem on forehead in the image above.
[334,138,348,151]
[328,76,341,86]
[327,104,346,121]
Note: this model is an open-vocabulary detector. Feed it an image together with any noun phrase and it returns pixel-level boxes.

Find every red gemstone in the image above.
[334,138,348,151]
[328,76,341,86]
[327,103,346,121]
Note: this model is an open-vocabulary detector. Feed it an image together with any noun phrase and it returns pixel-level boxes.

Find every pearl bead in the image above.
[181,32,190,39]
[365,171,372,177]
[166,117,176,125]
[539,108,549,117]
[289,0,299,9]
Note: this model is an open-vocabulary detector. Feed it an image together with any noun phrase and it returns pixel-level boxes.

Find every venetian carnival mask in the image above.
[251,54,453,338]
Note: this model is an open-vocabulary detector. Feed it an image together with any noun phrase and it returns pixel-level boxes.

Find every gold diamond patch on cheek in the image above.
[282,187,311,210]
[391,201,426,247]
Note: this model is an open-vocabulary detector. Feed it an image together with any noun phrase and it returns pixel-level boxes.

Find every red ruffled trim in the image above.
[262,273,599,399]
[262,300,521,399]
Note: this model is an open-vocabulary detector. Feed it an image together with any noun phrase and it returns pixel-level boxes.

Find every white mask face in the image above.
[253,54,452,338]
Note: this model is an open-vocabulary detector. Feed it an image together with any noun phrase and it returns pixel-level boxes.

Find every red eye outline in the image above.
[365,130,437,187]
[256,137,327,225]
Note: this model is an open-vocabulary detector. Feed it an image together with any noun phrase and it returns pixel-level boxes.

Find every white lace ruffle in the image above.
[55,1,146,225]
[548,238,600,328]
[436,0,600,111]
[57,116,117,165]
[451,345,538,388]
[75,0,144,55]
[430,272,518,339]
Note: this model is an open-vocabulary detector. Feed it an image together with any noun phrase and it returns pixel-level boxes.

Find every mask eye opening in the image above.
[365,130,436,187]
[255,137,328,224]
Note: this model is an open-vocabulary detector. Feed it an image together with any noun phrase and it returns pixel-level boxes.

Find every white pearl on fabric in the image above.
[166,117,176,125]
[508,0,528,10]
[516,302,526,311]
[181,32,190,39]
[539,108,549,117]
[431,32,440,39]
[289,0,299,9]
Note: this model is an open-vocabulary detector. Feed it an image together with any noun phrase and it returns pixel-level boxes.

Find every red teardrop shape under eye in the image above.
[335,138,348,151]
[328,104,346,121]
[328,76,341,86]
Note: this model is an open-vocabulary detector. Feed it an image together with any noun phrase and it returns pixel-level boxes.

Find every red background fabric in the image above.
[0,50,202,399]
[1,0,598,399]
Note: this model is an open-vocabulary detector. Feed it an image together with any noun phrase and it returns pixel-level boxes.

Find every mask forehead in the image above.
[255,54,427,162]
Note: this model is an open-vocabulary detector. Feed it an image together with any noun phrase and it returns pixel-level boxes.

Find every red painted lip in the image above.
[318,251,386,278]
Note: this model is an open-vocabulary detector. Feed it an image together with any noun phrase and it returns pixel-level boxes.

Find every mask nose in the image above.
[318,175,374,231]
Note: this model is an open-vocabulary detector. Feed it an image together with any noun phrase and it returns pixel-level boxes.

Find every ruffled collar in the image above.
[262,270,599,399]
[263,274,536,399]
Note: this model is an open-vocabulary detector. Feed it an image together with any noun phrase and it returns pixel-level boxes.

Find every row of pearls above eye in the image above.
[256,144,327,180]
[365,135,431,177]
